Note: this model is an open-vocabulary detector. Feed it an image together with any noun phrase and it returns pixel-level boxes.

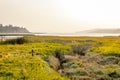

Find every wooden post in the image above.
[31,49,35,56]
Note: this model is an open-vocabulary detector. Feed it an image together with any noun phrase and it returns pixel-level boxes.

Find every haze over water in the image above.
[0,0,120,33]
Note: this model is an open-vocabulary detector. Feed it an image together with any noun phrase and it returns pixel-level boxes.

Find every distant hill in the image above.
[0,24,30,33]
[77,29,120,34]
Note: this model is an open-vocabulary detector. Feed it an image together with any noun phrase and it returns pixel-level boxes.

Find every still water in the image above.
[0,33,120,40]
[35,33,120,37]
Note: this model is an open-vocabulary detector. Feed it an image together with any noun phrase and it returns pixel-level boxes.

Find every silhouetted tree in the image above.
[0,24,29,33]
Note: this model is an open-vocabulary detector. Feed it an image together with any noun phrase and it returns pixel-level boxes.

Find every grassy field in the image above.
[0,36,120,80]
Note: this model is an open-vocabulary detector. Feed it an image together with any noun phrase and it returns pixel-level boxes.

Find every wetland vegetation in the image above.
[0,36,120,80]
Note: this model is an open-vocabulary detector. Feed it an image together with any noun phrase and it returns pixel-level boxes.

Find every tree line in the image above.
[0,24,30,33]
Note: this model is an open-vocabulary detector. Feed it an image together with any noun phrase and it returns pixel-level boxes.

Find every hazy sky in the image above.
[0,0,120,33]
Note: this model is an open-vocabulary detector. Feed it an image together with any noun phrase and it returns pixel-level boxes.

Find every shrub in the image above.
[54,49,66,69]
[3,37,28,44]
[99,56,120,65]
[118,61,120,65]
[72,44,92,56]
[48,56,60,70]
